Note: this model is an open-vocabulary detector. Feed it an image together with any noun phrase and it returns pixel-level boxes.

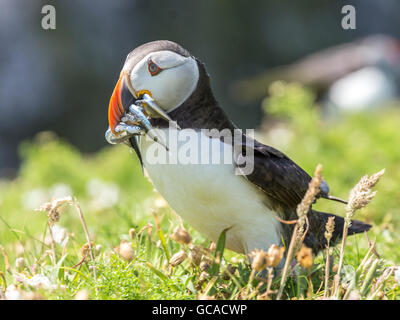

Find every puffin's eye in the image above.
[148,59,162,76]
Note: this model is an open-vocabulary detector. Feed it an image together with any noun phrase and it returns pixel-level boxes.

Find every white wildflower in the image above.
[50,224,69,246]
[5,285,21,300]
[15,257,26,271]
[49,183,73,199]
[265,126,293,150]
[154,197,168,209]
[75,289,89,300]
[22,188,48,210]
[25,274,52,289]
[86,178,119,210]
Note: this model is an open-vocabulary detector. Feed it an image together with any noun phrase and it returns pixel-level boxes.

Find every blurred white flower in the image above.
[86,178,120,210]
[154,196,168,209]
[15,273,52,290]
[75,289,89,300]
[21,188,48,210]
[15,242,25,257]
[25,274,52,289]
[382,229,393,242]
[50,224,69,246]
[49,183,73,199]
[15,257,25,271]
[22,184,73,212]
[5,285,21,300]
[263,126,293,150]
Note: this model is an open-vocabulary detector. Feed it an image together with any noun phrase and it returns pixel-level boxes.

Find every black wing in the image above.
[235,137,329,217]
[234,136,363,254]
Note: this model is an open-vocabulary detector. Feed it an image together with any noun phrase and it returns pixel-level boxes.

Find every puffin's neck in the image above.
[151,59,236,132]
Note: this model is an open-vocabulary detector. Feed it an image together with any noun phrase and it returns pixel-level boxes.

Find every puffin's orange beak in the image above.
[108,72,173,133]
[108,75,125,133]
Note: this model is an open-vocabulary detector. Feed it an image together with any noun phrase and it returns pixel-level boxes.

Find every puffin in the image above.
[105,40,371,257]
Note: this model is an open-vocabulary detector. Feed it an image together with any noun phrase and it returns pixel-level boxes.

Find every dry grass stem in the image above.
[296,164,323,241]
[324,216,335,297]
[73,200,95,263]
[0,246,10,272]
[47,223,57,266]
[276,223,299,300]
[36,196,74,267]
[256,267,275,300]
[277,164,322,300]
[364,232,381,259]
[129,228,136,239]
[137,223,154,236]
[334,169,384,298]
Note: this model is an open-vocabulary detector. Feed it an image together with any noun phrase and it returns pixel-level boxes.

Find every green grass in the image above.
[0,82,399,300]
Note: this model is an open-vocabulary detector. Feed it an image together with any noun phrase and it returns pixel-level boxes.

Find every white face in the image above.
[124,50,199,113]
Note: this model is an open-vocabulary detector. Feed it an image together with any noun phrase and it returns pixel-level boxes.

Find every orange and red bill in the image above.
[108,75,126,133]
[108,72,140,133]
[108,73,177,136]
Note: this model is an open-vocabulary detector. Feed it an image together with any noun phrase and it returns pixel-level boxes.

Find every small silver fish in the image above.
[105,103,168,150]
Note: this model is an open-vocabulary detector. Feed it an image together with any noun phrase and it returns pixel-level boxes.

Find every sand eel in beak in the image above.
[105,72,170,149]
[105,40,371,261]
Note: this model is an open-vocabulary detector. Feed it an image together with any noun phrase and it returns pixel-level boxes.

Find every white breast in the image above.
[139,128,281,254]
